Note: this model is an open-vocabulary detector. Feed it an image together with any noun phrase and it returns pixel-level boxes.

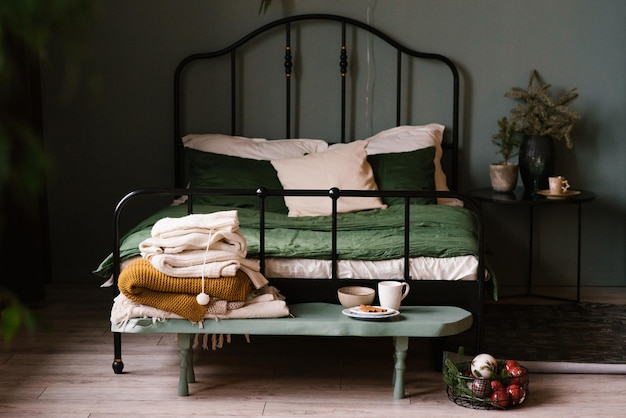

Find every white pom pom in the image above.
[196,292,211,305]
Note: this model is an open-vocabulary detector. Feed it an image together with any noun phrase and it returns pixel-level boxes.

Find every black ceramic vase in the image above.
[518,135,555,194]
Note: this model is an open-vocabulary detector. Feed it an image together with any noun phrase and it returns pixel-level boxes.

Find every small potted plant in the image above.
[504,69,581,191]
[489,116,520,192]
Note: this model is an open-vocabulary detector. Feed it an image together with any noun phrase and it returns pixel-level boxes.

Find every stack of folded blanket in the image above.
[114,210,289,324]
[139,210,268,288]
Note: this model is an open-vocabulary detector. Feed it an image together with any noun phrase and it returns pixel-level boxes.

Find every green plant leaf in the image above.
[504,69,580,147]
[0,305,21,342]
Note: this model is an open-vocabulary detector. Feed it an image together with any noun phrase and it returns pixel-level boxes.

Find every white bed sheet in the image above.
[263,255,479,281]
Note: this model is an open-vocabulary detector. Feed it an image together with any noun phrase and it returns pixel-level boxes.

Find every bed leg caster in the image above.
[113,332,124,374]
[112,359,124,374]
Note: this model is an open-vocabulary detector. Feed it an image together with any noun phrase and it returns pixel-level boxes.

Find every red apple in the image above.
[508,366,528,386]
[507,384,527,405]
[504,359,520,374]
[491,389,510,408]
[491,380,505,392]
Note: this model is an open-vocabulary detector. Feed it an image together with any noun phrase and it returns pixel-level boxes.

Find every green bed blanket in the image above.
[94,203,479,279]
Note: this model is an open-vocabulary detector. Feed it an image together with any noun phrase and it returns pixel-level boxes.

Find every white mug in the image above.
[377,281,410,311]
[549,176,570,195]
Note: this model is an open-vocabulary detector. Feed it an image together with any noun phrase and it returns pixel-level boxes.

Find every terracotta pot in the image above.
[490,163,519,192]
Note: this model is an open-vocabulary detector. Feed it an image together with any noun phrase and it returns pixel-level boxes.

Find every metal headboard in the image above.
[173,14,460,189]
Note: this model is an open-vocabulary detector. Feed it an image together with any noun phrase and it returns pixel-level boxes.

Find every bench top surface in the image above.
[112,303,473,338]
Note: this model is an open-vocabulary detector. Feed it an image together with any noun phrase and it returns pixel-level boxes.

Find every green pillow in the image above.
[367,146,436,205]
[186,148,288,213]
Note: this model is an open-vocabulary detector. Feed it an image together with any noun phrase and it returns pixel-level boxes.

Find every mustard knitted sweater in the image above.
[118,258,253,322]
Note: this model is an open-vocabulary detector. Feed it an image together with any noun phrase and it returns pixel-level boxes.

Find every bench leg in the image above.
[186,334,196,384]
[177,333,194,396]
[393,336,409,399]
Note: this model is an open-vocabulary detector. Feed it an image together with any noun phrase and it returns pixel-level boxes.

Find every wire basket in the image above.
[443,360,529,410]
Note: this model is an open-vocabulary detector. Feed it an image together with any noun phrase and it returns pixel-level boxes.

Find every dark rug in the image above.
[442,302,626,364]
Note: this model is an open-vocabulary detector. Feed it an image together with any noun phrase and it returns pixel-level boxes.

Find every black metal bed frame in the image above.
[173,13,460,190]
[111,14,484,374]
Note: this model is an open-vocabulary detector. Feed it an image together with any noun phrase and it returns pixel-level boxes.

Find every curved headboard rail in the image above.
[174,13,460,189]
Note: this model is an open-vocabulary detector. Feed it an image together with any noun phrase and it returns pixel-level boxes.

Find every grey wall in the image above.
[41,0,625,293]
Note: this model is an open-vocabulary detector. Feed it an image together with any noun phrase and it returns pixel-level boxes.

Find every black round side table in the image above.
[468,187,595,302]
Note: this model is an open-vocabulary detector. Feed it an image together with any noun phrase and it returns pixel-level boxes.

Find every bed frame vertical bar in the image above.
[285,23,292,138]
[111,195,128,374]
[396,51,402,126]
[330,188,339,279]
[173,60,183,188]
[404,197,410,280]
[340,23,347,142]
[257,188,267,275]
[230,50,237,135]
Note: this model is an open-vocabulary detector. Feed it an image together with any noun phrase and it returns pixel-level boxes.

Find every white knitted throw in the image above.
[139,211,268,289]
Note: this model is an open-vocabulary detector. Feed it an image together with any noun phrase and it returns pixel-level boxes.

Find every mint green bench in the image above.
[111,302,472,399]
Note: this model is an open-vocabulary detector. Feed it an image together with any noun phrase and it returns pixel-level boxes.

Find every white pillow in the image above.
[182,134,328,160]
[362,124,459,206]
[271,140,387,217]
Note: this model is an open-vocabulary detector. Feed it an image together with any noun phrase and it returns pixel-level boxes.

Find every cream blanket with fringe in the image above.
[111,286,289,327]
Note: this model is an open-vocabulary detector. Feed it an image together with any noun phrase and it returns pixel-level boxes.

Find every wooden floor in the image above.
[2,284,625,417]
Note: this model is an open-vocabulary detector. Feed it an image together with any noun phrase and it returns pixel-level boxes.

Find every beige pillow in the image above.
[182,134,328,160]
[271,140,387,217]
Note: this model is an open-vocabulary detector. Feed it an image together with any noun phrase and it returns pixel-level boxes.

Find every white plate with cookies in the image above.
[342,305,400,319]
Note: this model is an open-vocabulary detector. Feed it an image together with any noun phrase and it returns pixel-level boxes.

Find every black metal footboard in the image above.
[111,187,485,374]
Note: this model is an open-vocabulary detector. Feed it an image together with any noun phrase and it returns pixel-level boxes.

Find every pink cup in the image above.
[549,176,570,194]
